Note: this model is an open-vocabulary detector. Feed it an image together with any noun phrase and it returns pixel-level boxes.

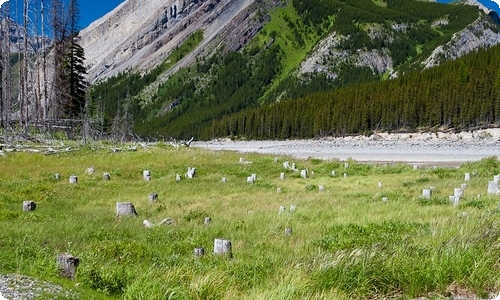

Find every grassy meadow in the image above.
[0,143,500,299]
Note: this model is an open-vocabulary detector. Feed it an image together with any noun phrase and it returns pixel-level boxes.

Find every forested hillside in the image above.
[209,44,500,139]
[88,0,497,140]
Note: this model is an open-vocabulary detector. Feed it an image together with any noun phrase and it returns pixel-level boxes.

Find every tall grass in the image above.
[0,143,499,299]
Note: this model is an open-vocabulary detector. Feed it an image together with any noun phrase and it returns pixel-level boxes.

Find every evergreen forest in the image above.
[88,0,499,140]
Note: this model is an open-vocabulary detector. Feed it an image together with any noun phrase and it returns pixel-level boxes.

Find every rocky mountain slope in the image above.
[84,0,500,140]
[80,0,276,82]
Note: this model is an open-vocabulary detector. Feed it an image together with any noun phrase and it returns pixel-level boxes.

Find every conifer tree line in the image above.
[208,45,500,140]
[0,0,87,132]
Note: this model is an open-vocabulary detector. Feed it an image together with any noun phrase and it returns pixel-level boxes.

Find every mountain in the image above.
[81,0,500,140]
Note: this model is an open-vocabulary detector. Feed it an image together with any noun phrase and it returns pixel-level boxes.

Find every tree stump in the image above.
[214,239,232,258]
[87,166,95,175]
[488,181,499,195]
[103,173,111,181]
[116,202,138,216]
[194,247,205,257]
[57,253,80,280]
[23,201,36,212]
[422,188,432,199]
[148,192,158,202]
[464,173,470,181]
[186,167,196,179]
[69,175,78,184]
[143,170,151,181]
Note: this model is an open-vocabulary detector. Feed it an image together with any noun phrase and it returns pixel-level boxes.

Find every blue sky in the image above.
[2,0,500,32]
[4,0,124,29]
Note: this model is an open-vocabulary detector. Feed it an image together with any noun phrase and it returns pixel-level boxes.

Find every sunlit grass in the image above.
[0,143,499,298]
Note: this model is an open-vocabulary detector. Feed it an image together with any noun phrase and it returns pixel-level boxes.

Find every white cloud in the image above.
[492,0,500,9]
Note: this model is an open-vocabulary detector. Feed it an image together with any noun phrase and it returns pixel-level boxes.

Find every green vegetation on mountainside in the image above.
[209,44,500,139]
[89,0,486,140]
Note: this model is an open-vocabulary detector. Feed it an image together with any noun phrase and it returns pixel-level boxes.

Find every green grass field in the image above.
[1,143,499,299]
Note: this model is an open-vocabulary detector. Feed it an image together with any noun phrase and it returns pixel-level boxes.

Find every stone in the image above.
[204,217,212,225]
[186,167,196,179]
[143,219,153,228]
[247,176,254,184]
[54,173,60,180]
[285,227,292,236]
[300,170,307,179]
[143,170,151,181]
[103,173,111,180]
[422,188,432,199]
[222,177,227,183]
[464,173,470,181]
[279,205,285,214]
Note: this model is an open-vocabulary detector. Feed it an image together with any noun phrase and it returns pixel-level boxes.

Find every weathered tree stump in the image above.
[87,166,95,175]
[57,253,80,280]
[186,167,196,179]
[194,247,205,257]
[69,175,78,184]
[204,217,212,225]
[488,181,499,195]
[422,188,432,199]
[148,192,158,202]
[143,170,151,181]
[143,219,153,228]
[23,201,36,212]
[214,239,232,258]
[116,202,138,216]
[103,173,111,181]
[464,173,470,181]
